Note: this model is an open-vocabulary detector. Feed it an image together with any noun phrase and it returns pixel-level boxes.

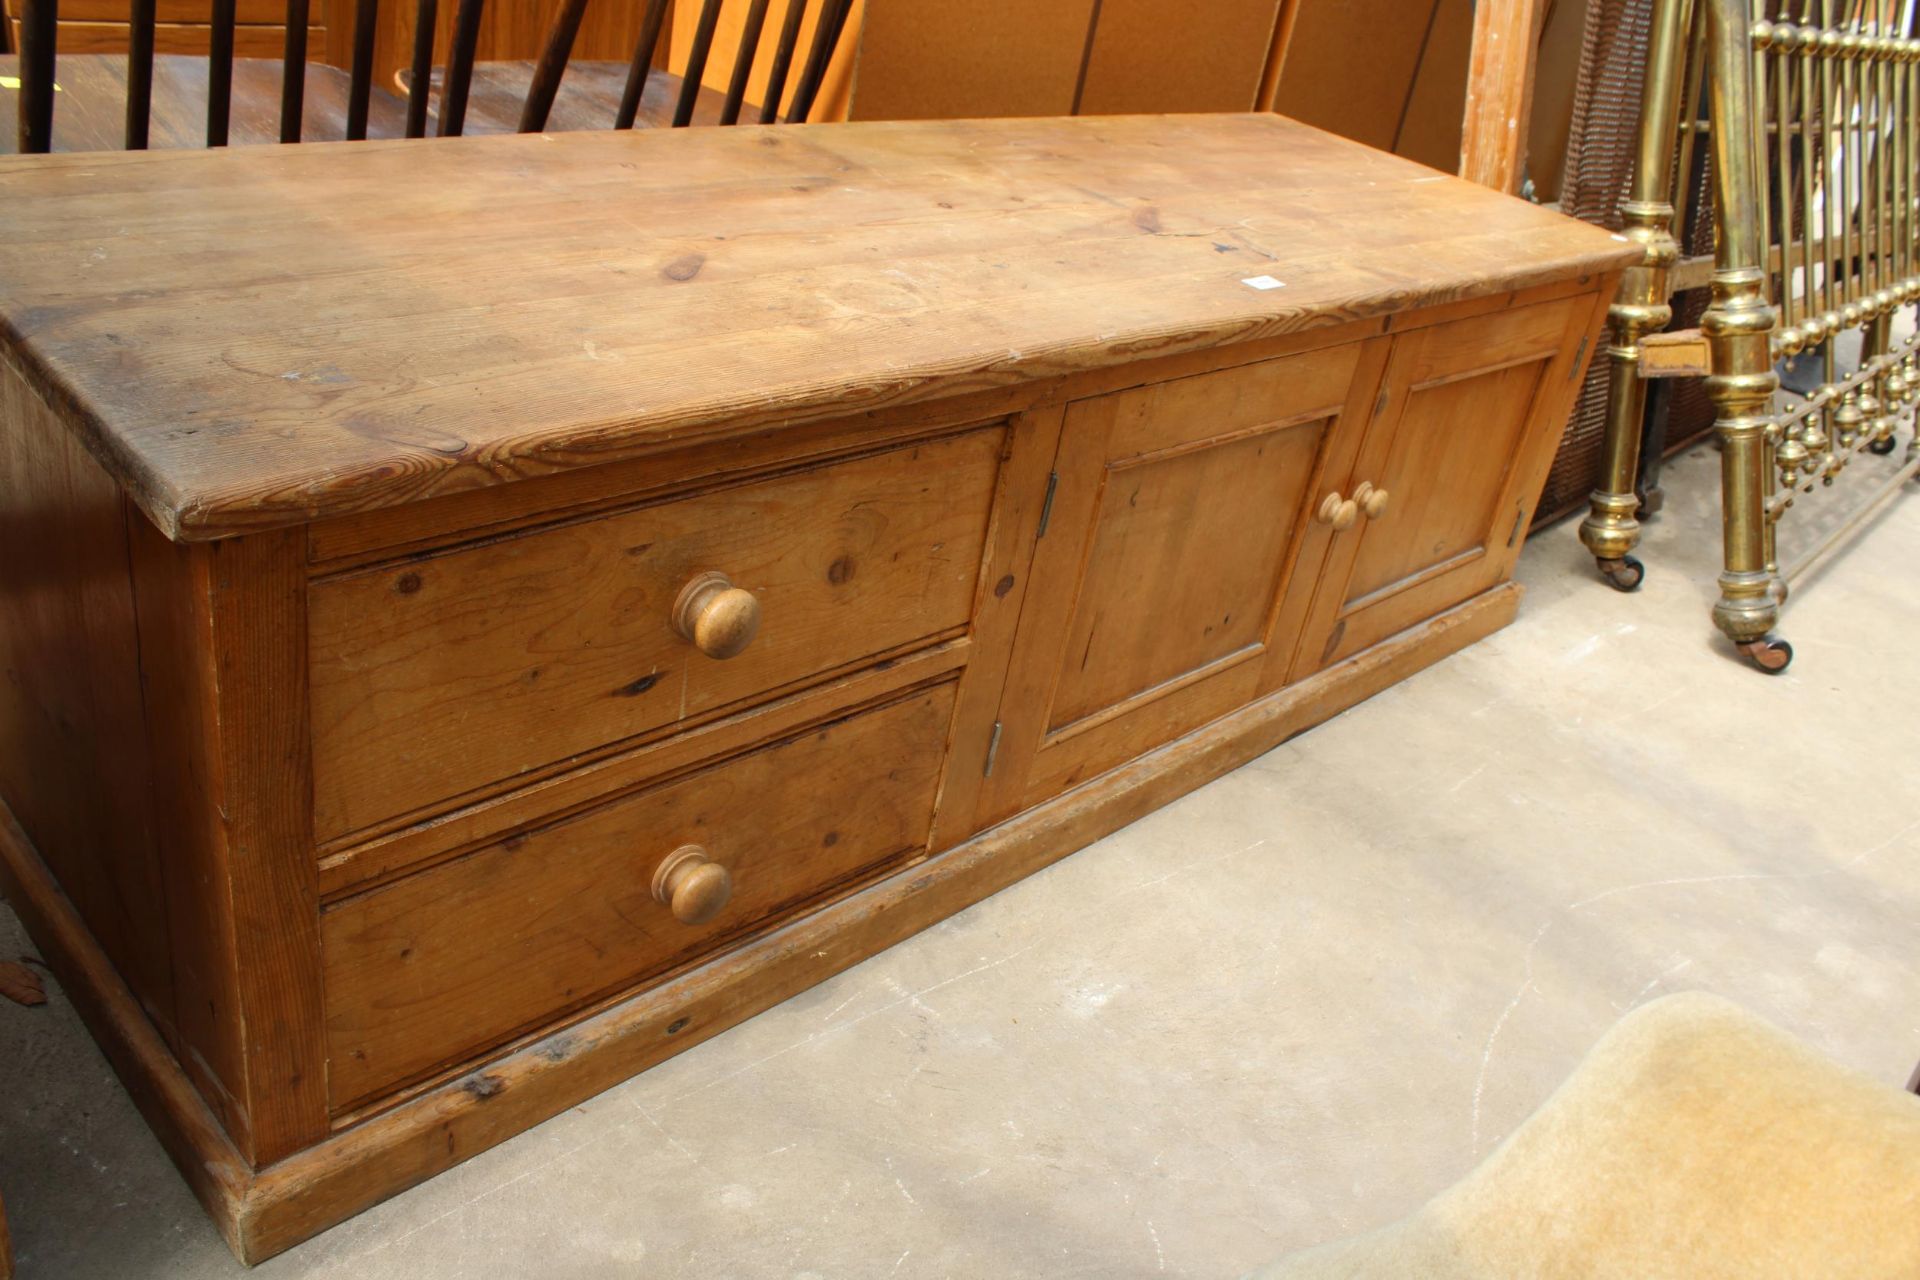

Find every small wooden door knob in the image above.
[1316,492,1359,531]
[1354,482,1391,520]
[651,845,732,925]
[672,571,760,660]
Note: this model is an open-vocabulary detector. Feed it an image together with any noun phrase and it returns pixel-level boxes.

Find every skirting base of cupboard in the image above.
[0,581,1516,1264]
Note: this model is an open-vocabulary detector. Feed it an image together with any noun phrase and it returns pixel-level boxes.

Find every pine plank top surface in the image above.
[0,113,1638,540]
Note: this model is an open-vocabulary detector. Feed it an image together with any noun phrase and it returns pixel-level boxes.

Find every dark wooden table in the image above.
[0,54,409,153]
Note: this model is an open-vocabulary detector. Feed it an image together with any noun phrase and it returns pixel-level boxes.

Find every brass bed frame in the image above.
[1579,0,1918,672]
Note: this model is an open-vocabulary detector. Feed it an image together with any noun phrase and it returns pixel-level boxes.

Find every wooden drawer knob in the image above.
[1354,482,1390,520]
[1316,492,1359,531]
[672,571,760,660]
[651,845,732,925]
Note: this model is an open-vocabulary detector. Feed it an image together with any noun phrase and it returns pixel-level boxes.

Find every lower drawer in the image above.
[321,680,957,1111]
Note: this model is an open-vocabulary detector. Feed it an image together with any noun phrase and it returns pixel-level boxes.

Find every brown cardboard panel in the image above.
[1270,0,1440,152]
[849,0,1097,121]
[1393,0,1473,172]
[1077,0,1284,115]
[1528,0,1592,201]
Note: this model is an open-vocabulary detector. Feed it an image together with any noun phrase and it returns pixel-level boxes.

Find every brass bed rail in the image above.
[1578,0,1919,673]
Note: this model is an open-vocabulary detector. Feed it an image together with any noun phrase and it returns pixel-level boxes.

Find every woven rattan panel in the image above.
[1538,0,1717,528]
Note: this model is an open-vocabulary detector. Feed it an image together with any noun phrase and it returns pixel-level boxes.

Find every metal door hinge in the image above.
[1036,473,1059,539]
[1567,335,1590,379]
[983,721,1003,776]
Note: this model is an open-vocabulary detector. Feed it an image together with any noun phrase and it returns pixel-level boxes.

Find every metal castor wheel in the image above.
[1868,435,1898,456]
[1597,555,1645,593]
[1735,636,1794,674]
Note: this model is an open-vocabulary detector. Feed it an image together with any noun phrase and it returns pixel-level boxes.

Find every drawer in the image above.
[322,680,957,1111]
[309,428,1004,841]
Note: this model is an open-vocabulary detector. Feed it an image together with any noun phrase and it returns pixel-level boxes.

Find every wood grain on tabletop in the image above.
[0,113,1637,539]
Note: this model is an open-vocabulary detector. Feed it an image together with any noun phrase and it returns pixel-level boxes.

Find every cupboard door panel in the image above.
[1342,359,1540,602]
[1296,297,1594,673]
[1047,425,1321,732]
[981,340,1380,820]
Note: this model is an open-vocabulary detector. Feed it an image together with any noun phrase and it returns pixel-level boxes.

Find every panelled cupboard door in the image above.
[1292,296,1593,675]
[978,339,1383,822]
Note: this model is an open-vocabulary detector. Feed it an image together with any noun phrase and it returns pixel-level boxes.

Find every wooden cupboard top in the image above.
[0,113,1636,541]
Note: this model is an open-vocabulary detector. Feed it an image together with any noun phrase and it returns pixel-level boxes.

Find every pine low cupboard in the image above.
[0,114,1635,1261]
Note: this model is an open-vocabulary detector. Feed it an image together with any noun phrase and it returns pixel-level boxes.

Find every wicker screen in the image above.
[1537,0,1719,527]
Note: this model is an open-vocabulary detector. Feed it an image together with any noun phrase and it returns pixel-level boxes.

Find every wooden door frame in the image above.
[1458,0,1551,192]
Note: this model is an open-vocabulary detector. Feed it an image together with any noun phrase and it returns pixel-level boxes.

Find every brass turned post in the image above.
[1590,0,1920,673]
[1579,0,1693,592]
[1703,0,1787,671]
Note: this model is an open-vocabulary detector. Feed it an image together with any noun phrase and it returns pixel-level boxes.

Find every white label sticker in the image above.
[1241,275,1286,291]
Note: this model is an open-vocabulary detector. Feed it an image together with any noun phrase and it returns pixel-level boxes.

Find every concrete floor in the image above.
[4,440,1918,1279]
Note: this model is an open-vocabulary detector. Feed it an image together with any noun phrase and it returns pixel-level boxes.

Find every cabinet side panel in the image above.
[0,362,175,1041]
[124,516,255,1155]
[205,529,331,1164]
[127,521,332,1166]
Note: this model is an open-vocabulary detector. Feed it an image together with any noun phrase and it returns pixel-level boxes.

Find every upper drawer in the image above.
[309,428,1004,842]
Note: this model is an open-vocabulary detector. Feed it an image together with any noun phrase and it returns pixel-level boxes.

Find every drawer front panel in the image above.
[310,429,1002,841]
[322,681,957,1111]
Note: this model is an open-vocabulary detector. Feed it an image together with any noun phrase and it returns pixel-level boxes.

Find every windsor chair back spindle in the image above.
[5,0,854,153]
[410,0,854,137]
[3,0,411,152]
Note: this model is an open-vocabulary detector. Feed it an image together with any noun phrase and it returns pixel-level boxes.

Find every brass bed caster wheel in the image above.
[1867,435,1898,456]
[1734,636,1793,675]
[1597,555,1645,593]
